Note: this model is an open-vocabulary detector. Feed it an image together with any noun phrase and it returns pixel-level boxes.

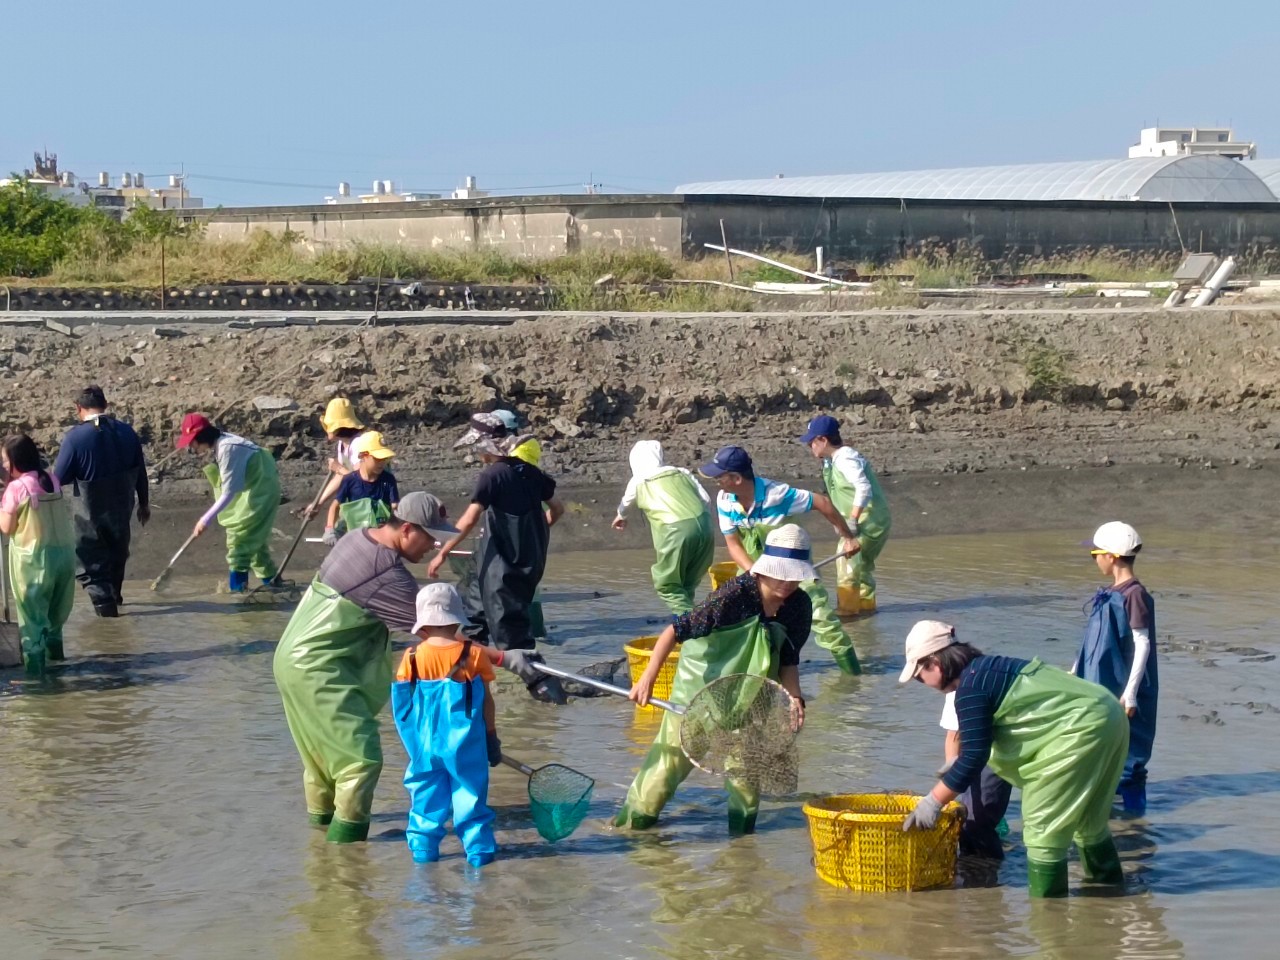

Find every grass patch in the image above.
[1021,343,1073,394]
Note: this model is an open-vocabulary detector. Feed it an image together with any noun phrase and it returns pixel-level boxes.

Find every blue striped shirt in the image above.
[941,655,1028,794]
[716,476,813,536]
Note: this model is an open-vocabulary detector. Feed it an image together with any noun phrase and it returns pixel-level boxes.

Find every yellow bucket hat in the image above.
[320,397,364,433]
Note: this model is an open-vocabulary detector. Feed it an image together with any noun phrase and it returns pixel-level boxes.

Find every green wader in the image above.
[614,615,780,835]
[823,453,891,614]
[8,488,76,676]
[272,580,393,843]
[988,658,1129,896]
[738,525,860,675]
[203,448,281,580]
[635,470,715,616]
[337,497,391,533]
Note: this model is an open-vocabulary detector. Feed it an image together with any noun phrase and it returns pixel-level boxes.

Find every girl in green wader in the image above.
[617,524,813,836]
[800,414,891,615]
[177,413,282,593]
[612,440,714,615]
[0,434,76,676]
[900,620,1128,898]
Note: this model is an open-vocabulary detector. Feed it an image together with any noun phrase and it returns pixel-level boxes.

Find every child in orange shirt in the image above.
[392,582,501,866]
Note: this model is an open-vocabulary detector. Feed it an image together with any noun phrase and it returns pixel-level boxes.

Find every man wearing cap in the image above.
[303,397,368,521]
[52,385,150,617]
[176,413,281,593]
[1075,521,1158,816]
[430,413,566,703]
[799,414,892,615]
[700,445,862,675]
[323,430,399,543]
[274,491,547,843]
[618,524,814,834]
[899,619,1128,897]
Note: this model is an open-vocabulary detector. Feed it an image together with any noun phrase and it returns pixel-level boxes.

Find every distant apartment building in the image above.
[1129,126,1257,160]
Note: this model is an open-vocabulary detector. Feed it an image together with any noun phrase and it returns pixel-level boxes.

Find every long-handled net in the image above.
[500,755,595,842]
[532,663,800,795]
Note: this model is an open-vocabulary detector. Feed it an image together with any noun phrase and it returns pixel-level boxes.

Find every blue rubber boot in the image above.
[228,570,249,594]
[1118,782,1146,817]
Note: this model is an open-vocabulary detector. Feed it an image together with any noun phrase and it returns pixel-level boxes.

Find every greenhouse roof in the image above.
[677,155,1278,203]
[1242,159,1280,195]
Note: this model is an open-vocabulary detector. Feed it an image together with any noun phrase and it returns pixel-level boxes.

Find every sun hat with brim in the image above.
[176,412,213,449]
[320,397,364,433]
[453,411,509,449]
[898,620,958,683]
[750,524,816,582]
[412,582,468,631]
[351,430,395,460]
[1087,521,1142,557]
[492,409,520,431]
[394,491,459,542]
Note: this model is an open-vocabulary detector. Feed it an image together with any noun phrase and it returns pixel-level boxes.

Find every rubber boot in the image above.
[326,818,370,843]
[46,638,66,661]
[228,570,249,594]
[92,601,119,618]
[614,809,658,830]
[1026,858,1069,898]
[467,851,496,867]
[1118,782,1147,817]
[860,597,877,613]
[308,812,334,828]
[1079,838,1124,885]
[831,646,863,676]
[728,809,757,837]
[836,586,862,617]
[410,840,441,864]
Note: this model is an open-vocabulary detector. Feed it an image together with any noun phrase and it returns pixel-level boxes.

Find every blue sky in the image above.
[3,0,1275,207]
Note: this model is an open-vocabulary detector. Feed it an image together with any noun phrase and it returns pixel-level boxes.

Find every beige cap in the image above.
[898,620,958,683]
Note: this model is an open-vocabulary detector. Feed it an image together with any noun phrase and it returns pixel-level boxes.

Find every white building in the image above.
[1129,126,1256,160]
[324,180,441,204]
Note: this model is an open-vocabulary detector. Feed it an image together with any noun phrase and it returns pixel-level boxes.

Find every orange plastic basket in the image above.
[623,635,680,714]
[707,561,741,592]
[803,793,963,892]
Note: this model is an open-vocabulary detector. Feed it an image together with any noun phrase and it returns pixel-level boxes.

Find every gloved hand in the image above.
[322,526,338,547]
[486,731,502,768]
[502,649,547,687]
[902,792,943,831]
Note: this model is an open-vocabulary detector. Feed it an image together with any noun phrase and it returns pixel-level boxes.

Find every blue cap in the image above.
[700,445,752,478]
[799,414,840,444]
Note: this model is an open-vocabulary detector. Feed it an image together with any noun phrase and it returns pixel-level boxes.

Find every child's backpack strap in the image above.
[449,640,476,716]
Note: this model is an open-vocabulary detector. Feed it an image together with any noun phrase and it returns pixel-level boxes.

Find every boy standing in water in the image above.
[323,431,400,543]
[1075,521,1157,816]
[392,582,501,866]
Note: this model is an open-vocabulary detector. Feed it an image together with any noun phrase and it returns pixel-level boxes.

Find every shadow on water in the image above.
[540,590,620,603]
[0,664,185,697]
[871,593,1071,616]
[1148,771,1280,811]
[124,601,290,617]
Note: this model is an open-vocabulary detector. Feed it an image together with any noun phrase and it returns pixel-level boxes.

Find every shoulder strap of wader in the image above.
[449,640,475,716]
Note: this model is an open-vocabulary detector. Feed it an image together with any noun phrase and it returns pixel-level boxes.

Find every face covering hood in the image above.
[629,441,668,482]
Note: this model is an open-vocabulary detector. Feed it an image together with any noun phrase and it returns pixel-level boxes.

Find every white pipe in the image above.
[1191,256,1237,307]
[703,243,866,288]
[1162,288,1186,309]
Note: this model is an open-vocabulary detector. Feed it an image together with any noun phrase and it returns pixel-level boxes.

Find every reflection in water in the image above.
[0,530,1276,958]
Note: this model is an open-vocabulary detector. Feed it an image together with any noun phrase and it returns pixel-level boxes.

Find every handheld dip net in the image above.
[533,663,800,796]
[500,755,595,842]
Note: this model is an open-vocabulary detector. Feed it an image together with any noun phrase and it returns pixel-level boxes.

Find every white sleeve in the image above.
[616,476,640,518]
[1121,629,1151,708]
[939,691,959,731]
[835,452,873,509]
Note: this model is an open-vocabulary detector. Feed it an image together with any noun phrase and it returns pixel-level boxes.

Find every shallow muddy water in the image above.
[1,527,1278,959]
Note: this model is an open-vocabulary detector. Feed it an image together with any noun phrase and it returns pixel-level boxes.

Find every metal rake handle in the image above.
[500,754,535,777]
[531,662,685,714]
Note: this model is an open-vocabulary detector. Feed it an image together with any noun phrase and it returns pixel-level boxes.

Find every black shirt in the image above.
[672,573,811,668]
[471,458,556,515]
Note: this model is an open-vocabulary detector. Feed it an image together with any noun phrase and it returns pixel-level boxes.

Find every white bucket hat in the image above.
[1089,521,1142,557]
[898,620,958,683]
[750,524,816,582]
[412,582,468,632]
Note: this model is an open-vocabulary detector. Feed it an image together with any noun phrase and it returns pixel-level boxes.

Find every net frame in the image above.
[677,673,800,795]
[526,763,595,842]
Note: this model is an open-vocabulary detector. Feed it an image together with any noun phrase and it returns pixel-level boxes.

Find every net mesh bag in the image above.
[240,580,303,605]
[527,763,595,842]
[679,674,800,795]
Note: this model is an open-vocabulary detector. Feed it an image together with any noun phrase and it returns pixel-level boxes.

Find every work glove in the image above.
[486,731,502,768]
[902,792,943,832]
[502,649,547,687]
[322,527,338,547]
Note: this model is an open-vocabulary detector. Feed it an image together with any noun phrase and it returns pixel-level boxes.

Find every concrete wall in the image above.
[178,193,1280,262]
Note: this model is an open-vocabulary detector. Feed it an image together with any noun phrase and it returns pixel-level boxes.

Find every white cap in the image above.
[1090,521,1142,557]
[412,582,468,632]
[749,524,816,582]
[899,620,958,683]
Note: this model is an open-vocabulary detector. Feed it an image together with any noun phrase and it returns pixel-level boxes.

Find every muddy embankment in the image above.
[1,306,1277,553]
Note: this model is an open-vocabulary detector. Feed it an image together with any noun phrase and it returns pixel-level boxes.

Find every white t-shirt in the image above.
[939,691,958,732]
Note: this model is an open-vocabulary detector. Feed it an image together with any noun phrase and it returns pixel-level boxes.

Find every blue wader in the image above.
[392,643,496,866]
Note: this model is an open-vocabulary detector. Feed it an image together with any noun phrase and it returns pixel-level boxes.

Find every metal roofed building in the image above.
[676,155,1278,204]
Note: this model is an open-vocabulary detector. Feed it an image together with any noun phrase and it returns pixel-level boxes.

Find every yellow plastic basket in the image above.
[623,635,680,713]
[707,561,741,592]
[803,793,963,892]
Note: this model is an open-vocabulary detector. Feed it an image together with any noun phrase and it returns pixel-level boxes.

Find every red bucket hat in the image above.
[176,413,213,449]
